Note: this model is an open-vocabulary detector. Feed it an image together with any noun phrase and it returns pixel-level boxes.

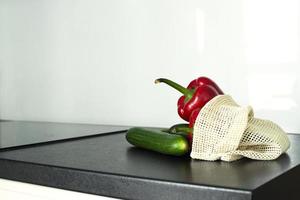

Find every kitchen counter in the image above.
[0,121,300,200]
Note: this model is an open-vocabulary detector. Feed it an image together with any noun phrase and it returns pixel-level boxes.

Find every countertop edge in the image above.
[0,159,252,200]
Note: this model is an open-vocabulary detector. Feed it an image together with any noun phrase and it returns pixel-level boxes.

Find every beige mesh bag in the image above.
[190,95,290,162]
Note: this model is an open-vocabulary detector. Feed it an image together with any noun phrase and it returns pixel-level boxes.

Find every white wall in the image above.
[1,0,300,133]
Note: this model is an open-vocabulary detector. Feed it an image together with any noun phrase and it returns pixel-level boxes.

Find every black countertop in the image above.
[0,120,128,149]
[0,121,299,200]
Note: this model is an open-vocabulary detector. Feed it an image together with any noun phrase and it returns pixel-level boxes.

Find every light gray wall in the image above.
[1,0,300,132]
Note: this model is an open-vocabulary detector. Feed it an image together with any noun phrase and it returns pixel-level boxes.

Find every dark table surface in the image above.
[0,121,299,200]
[0,120,128,149]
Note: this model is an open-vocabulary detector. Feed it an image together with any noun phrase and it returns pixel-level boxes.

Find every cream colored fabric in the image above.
[190,95,290,162]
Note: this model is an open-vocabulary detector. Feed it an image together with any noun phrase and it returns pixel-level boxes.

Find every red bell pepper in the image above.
[155,77,223,121]
[155,77,224,142]
[187,77,224,128]
[187,77,223,95]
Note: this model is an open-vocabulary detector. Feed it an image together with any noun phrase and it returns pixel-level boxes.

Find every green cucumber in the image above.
[170,131,189,138]
[168,123,192,134]
[126,127,189,156]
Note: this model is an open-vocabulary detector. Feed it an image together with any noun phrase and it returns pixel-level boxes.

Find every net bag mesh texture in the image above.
[190,95,290,162]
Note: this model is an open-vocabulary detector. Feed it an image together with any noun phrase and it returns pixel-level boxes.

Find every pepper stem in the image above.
[155,78,193,99]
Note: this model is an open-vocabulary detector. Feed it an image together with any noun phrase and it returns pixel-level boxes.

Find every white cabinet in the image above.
[0,178,118,200]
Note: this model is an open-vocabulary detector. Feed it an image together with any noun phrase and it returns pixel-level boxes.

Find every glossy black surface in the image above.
[0,122,299,200]
[0,120,128,149]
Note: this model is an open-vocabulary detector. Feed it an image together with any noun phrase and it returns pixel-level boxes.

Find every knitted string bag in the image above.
[190,95,290,162]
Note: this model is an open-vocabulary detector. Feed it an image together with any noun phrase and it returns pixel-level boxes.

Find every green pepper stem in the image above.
[155,78,193,99]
